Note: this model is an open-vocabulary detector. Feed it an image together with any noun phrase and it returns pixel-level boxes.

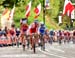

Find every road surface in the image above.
[0,43,75,58]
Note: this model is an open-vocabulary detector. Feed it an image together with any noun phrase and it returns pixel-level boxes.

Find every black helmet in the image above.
[34,19,38,23]
[41,23,44,26]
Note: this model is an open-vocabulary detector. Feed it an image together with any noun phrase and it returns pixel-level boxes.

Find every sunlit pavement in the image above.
[0,42,75,58]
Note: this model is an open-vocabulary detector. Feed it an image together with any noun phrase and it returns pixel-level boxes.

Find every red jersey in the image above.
[64,31,70,36]
[10,28,15,36]
[73,31,75,36]
[30,23,38,33]
[21,24,28,32]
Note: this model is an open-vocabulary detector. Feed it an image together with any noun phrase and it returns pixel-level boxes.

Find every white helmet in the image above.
[17,28,20,31]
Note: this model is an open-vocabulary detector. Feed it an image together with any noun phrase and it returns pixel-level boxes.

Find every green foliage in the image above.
[59,0,64,11]
[61,15,71,29]
[0,0,63,29]
[71,0,75,3]
[46,0,60,18]
[0,0,75,29]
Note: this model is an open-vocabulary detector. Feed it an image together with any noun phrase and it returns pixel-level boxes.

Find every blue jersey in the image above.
[39,26,45,35]
[16,30,20,36]
[50,30,54,36]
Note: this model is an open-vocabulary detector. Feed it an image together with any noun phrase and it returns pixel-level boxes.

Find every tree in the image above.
[2,0,21,8]
[71,0,75,3]
[61,15,71,29]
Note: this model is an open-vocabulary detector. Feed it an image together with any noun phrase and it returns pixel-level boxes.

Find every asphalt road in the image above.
[0,42,75,58]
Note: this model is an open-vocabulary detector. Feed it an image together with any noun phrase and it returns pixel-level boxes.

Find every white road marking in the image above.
[46,44,65,53]
[48,46,65,53]
[0,54,46,57]
[38,49,67,58]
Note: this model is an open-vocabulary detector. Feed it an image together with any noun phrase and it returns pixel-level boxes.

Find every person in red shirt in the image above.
[9,24,16,46]
[30,22,39,34]
[64,30,70,43]
[21,24,28,34]
[29,20,39,53]
[20,18,28,35]
[67,31,70,43]
[20,19,29,50]
[73,30,75,44]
